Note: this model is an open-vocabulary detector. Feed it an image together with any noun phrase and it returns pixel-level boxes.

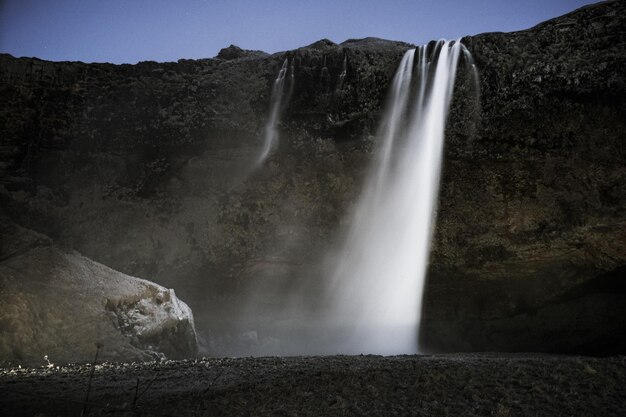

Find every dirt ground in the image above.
[1,353,625,416]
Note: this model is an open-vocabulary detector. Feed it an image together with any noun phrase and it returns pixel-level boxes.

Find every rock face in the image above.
[0,1,624,355]
[421,1,626,354]
[216,44,268,61]
[0,221,198,365]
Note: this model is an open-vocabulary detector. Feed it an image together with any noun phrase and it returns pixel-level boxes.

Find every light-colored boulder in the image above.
[0,245,197,365]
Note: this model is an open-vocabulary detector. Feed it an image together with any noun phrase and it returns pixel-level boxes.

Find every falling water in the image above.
[336,54,347,91]
[325,40,469,355]
[258,58,293,164]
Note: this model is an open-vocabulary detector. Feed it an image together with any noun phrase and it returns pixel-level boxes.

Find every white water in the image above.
[258,58,293,164]
[337,54,347,91]
[326,40,467,355]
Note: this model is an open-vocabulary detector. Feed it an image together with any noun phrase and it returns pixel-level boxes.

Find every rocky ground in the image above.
[1,353,624,417]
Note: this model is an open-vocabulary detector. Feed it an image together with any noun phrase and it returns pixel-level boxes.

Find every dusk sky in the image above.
[1,0,600,64]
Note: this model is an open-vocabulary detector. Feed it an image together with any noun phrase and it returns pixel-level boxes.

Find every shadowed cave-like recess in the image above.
[0,1,625,361]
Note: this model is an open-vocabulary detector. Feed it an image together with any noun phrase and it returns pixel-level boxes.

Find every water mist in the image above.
[325,40,471,355]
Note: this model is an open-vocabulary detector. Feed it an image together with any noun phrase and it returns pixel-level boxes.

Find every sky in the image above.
[0,0,601,64]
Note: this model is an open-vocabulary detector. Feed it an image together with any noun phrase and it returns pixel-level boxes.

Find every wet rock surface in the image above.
[0,1,624,355]
[1,354,625,417]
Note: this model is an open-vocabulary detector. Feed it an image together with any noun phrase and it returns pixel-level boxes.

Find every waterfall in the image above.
[337,54,347,91]
[259,58,293,164]
[326,40,469,355]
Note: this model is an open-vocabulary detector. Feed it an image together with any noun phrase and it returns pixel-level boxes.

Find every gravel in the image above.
[1,353,625,416]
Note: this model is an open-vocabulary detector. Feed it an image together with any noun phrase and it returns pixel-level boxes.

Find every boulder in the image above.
[0,237,198,365]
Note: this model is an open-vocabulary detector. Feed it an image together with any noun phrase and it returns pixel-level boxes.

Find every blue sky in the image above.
[0,0,600,64]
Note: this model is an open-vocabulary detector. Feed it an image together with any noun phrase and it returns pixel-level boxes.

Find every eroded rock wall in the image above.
[422,0,626,353]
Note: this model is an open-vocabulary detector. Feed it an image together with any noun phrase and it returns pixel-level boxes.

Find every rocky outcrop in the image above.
[0,221,198,365]
[216,44,268,61]
[0,1,624,354]
[420,0,626,353]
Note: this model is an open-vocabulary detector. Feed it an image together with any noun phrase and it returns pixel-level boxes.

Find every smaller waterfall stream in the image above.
[336,54,347,91]
[258,58,293,165]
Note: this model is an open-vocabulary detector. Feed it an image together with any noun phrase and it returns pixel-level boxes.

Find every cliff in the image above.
[0,0,624,355]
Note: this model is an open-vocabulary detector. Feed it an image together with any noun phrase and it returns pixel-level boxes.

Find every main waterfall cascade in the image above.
[247,41,475,356]
[258,58,294,165]
[324,39,473,355]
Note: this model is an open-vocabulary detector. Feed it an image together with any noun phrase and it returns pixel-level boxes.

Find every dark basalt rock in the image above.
[341,37,413,49]
[216,44,268,60]
[0,1,624,355]
[306,38,337,49]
